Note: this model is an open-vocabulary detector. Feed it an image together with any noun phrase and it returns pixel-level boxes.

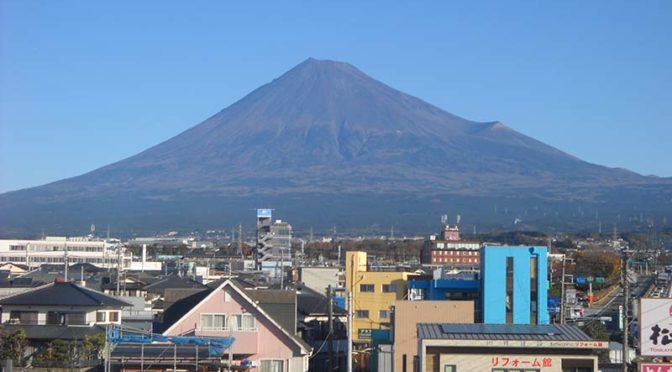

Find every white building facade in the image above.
[0,236,130,269]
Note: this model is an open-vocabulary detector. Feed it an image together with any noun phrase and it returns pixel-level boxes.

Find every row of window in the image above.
[96,311,120,323]
[0,256,108,264]
[8,245,104,252]
[432,250,479,256]
[359,284,396,293]
[355,310,390,319]
[200,313,256,331]
[433,242,480,249]
[433,258,478,264]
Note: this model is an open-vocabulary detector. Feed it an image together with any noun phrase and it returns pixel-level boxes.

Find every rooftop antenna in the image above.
[390,225,394,240]
[90,223,96,236]
[107,224,110,240]
[456,214,461,225]
[441,214,448,226]
[309,227,314,242]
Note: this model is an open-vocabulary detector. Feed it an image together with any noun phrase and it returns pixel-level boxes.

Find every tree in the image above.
[82,334,105,360]
[573,250,620,285]
[580,321,611,363]
[0,329,27,367]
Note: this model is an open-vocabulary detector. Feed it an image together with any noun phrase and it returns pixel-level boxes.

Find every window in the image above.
[379,310,390,319]
[444,366,456,372]
[200,314,227,330]
[97,311,106,322]
[66,313,86,325]
[530,256,538,325]
[109,311,120,322]
[506,256,514,324]
[382,284,397,293]
[260,360,283,372]
[10,311,38,325]
[360,284,374,292]
[229,313,256,331]
[355,310,369,319]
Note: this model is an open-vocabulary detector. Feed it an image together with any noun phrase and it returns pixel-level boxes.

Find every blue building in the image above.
[407,270,479,301]
[481,245,549,324]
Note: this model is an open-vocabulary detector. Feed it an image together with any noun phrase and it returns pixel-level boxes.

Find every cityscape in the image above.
[1,2,671,372]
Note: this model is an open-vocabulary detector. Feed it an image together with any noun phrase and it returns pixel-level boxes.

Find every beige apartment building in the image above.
[393,300,474,372]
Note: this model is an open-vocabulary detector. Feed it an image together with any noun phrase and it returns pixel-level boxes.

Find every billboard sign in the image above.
[641,364,672,372]
[640,298,672,356]
[358,328,372,340]
[256,208,272,218]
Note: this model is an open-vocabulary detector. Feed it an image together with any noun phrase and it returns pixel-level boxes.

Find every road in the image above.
[583,273,654,319]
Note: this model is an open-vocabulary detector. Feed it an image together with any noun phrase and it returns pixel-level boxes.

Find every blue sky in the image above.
[1,1,670,193]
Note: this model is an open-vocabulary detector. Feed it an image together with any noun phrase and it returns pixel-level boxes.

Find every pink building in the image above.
[162,279,310,372]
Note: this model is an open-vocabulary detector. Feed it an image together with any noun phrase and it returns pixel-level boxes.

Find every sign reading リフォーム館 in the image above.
[640,298,672,356]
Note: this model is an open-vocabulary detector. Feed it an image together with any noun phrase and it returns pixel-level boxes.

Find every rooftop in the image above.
[418,323,594,342]
[0,281,131,307]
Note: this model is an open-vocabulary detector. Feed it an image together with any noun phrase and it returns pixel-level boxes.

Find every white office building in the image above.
[0,236,130,269]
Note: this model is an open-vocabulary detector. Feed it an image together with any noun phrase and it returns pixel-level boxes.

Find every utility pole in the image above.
[560,255,566,324]
[327,285,334,372]
[116,246,122,295]
[64,242,69,282]
[238,224,243,259]
[622,247,633,372]
[347,290,353,372]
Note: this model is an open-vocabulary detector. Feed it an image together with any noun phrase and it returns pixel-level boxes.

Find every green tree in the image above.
[0,329,27,366]
[580,321,611,363]
[82,334,105,360]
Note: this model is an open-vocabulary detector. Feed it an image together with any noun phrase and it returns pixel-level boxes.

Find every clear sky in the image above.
[1,1,670,193]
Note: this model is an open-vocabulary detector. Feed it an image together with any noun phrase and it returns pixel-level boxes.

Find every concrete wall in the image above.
[393,301,474,372]
[481,245,549,324]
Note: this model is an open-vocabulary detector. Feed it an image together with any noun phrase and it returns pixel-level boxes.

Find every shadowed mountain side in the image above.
[1,58,670,236]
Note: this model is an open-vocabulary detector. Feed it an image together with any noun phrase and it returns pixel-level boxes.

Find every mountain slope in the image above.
[1,58,670,236]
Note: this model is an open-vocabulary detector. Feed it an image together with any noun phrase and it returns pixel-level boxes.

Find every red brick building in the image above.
[420,223,481,268]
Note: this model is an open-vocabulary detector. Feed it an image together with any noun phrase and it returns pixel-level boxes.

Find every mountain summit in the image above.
[1,58,670,235]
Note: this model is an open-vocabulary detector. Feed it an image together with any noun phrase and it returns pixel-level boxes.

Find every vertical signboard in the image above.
[641,364,672,372]
[640,298,672,356]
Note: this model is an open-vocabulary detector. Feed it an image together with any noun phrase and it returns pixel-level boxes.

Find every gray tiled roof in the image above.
[0,281,131,307]
[418,323,594,342]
